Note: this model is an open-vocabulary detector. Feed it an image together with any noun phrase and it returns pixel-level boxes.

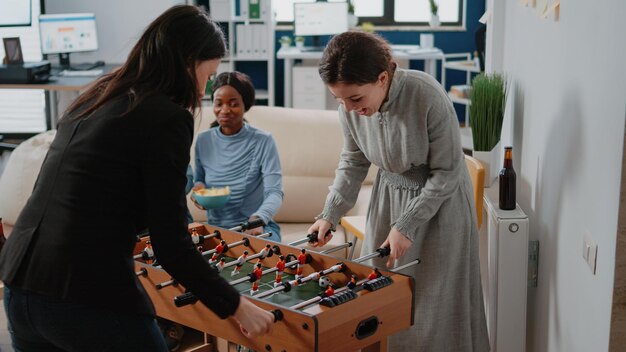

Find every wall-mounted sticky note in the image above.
[479,9,492,24]
[541,1,560,21]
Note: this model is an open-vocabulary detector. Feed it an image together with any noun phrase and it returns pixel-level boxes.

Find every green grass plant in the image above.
[469,73,506,151]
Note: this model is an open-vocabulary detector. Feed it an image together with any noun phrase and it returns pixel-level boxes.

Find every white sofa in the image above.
[189,105,375,257]
[0,106,374,258]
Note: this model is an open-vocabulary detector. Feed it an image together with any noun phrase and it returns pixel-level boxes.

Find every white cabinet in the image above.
[292,66,337,110]
[210,0,275,105]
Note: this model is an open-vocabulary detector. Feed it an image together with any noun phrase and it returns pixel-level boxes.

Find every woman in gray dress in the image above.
[307,31,490,351]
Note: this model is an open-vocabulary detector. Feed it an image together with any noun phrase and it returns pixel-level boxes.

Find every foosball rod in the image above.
[199,218,266,241]
[227,242,352,285]
[288,230,332,247]
[353,246,391,263]
[152,232,271,272]
[290,278,370,310]
[173,244,350,305]
[254,262,346,300]
[290,257,421,310]
[319,241,352,255]
[133,220,266,260]
[201,232,271,257]
[390,258,422,272]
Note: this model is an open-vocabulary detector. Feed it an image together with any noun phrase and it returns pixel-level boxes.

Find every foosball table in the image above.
[134,222,415,352]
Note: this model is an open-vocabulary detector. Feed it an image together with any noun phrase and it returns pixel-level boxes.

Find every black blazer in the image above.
[0,93,240,318]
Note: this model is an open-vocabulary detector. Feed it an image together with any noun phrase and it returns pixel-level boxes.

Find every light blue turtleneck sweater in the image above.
[194,123,283,229]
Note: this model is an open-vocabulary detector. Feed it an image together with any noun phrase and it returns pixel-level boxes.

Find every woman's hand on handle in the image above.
[232,296,274,338]
[307,219,334,247]
[244,216,264,236]
[381,227,412,268]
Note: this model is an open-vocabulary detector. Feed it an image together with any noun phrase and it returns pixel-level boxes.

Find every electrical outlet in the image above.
[583,232,598,275]
[528,240,539,287]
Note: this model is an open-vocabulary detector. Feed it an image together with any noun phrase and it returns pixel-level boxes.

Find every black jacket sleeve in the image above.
[140,109,240,318]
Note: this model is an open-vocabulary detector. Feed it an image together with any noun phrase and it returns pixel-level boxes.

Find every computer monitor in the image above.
[293,2,348,50]
[38,13,99,69]
[0,0,31,27]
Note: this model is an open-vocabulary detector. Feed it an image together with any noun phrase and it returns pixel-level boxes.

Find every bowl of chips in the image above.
[192,186,231,209]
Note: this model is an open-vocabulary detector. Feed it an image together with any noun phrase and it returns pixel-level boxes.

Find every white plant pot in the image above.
[295,41,304,49]
[473,141,502,188]
[348,13,358,28]
[280,43,290,50]
[429,14,440,27]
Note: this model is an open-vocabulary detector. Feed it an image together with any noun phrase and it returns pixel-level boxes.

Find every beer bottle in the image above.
[499,146,516,210]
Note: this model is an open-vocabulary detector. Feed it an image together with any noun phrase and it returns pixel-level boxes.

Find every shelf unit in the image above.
[209,0,275,105]
[441,53,481,151]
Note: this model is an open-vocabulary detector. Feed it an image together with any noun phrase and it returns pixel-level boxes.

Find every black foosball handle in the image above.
[272,309,284,322]
[306,229,333,243]
[376,246,391,258]
[174,292,198,307]
[239,218,266,231]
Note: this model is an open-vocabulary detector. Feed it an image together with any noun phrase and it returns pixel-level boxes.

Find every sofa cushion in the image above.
[239,106,376,223]
[0,130,56,236]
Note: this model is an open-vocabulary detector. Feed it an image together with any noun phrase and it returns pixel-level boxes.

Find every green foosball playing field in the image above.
[215,255,326,308]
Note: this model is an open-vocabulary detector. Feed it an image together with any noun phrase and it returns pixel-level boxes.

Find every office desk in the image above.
[276,47,444,107]
[0,64,119,130]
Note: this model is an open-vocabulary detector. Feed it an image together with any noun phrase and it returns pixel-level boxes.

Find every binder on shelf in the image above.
[258,24,268,57]
[239,0,249,19]
[209,0,231,21]
[251,24,261,58]
[249,0,261,19]
[260,0,271,21]
[235,24,246,57]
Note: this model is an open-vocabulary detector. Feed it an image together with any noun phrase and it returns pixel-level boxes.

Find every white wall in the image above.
[491,1,626,351]
[43,0,184,64]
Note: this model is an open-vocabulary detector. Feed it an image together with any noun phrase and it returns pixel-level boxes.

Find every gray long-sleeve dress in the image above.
[319,69,490,351]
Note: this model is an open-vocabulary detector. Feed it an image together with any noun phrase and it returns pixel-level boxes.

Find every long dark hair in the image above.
[64,5,226,120]
[319,31,394,85]
[209,71,255,128]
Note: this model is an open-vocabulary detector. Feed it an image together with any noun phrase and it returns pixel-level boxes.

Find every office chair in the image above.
[465,154,485,229]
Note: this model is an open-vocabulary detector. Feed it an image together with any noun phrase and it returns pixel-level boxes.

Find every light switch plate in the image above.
[583,232,597,275]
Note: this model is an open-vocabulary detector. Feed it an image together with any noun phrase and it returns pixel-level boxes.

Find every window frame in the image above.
[276,0,467,31]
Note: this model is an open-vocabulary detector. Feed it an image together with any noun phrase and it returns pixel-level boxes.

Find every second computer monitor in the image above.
[293,2,348,50]
[39,13,98,68]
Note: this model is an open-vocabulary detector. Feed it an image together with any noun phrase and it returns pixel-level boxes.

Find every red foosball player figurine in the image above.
[216,257,226,273]
[296,248,307,279]
[231,250,248,277]
[250,262,263,295]
[143,240,155,264]
[191,228,200,245]
[274,255,286,287]
[367,268,382,281]
[209,240,227,264]
[347,274,358,290]
[324,283,336,297]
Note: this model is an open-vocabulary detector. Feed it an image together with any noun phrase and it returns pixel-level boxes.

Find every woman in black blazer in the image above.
[0,5,273,351]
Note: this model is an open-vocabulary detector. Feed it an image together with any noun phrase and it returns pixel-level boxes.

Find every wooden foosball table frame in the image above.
[134,224,415,352]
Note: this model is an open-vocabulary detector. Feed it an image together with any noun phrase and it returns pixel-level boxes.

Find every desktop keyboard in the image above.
[60,69,104,77]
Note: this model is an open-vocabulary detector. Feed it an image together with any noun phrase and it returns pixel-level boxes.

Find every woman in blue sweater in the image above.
[193,72,283,242]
